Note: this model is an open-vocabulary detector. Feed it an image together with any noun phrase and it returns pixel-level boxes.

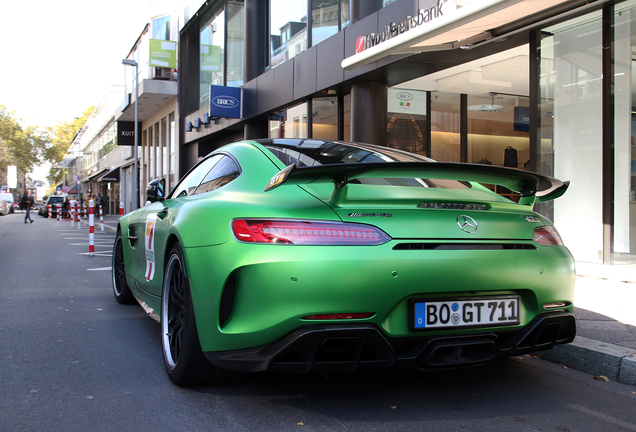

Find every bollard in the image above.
[77,202,81,230]
[119,202,124,218]
[83,204,87,225]
[99,205,104,231]
[56,204,60,228]
[48,204,51,219]
[89,200,94,257]
[70,201,74,227]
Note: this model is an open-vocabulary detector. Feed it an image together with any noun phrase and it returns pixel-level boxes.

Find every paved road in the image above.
[1,212,635,432]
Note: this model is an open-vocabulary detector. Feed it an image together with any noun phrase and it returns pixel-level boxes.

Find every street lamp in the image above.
[122,58,139,211]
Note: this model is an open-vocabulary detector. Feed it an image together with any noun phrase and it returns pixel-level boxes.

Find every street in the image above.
[1,211,635,432]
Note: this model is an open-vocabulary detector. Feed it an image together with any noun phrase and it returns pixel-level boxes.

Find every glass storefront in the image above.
[431,92,461,162]
[614,0,636,264]
[387,87,427,156]
[269,102,308,138]
[539,12,604,263]
[312,97,338,139]
[386,6,635,265]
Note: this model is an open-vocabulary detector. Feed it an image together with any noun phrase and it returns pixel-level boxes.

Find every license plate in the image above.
[412,296,519,330]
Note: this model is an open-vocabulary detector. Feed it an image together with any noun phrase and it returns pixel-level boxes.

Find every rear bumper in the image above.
[204,311,575,373]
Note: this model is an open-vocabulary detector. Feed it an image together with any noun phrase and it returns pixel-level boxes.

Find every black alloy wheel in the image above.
[112,231,135,304]
[161,243,237,386]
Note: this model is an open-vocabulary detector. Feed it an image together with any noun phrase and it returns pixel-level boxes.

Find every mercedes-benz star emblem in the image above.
[457,215,478,234]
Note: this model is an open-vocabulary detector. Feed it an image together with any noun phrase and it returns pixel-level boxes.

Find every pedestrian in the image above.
[96,193,103,210]
[22,190,34,223]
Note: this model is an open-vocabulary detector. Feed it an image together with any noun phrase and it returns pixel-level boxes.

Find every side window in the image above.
[194,156,240,194]
[170,155,222,198]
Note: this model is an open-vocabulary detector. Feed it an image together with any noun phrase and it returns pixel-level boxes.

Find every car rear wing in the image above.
[264,162,569,206]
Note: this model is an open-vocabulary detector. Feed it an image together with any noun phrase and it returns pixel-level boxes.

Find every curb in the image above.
[534,336,636,386]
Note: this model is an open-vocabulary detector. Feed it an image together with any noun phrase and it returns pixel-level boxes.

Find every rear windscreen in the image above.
[264,140,469,189]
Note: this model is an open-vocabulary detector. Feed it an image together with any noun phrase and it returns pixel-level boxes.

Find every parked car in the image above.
[0,200,10,216]
[0,192,15,213]
[38,195,67,217]
[112,139,576,386]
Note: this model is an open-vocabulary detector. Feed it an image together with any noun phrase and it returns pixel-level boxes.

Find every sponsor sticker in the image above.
[145,214,158,282]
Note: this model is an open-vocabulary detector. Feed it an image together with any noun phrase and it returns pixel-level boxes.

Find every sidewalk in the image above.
[536,262,636,386]
[100,213,636,385]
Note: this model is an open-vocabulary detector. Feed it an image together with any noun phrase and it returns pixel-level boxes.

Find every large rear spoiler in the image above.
[264,162,569,206]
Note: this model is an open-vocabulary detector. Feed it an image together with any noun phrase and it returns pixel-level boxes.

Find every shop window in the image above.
[270,102,308,138]
[467,93,530,168]
[614,1,636,265]
[200,4,225,108]
[312,97,338,139]
[271,0,307,69]
[387,87,427,156]
[430,92,461,162]
[539,11,603,263]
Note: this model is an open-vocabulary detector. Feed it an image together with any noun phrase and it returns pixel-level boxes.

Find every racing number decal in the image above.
[145,214,158,282]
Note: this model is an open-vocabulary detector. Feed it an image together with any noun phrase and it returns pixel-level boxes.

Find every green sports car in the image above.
[112,139,576,386]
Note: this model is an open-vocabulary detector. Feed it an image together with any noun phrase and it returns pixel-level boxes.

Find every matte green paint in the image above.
[118,140,575,356]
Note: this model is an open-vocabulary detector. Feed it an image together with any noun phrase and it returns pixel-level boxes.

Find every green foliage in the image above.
[44,106,94,185]
[0,105,49,175]
[0,105,95,187]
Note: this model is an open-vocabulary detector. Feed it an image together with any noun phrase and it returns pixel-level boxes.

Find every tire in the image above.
[112,231,135,304]
[161,243,237,386]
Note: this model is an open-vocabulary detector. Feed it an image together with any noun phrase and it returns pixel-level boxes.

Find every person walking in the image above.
[22,190,34,223]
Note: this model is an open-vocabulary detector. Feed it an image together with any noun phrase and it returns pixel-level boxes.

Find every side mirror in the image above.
[146,178,166,203]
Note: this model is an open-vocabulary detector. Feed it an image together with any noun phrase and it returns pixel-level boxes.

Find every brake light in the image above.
[232,219,391,245]
[533,226,564,246]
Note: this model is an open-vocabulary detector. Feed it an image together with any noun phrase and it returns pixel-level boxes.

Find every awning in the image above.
[99,167,120,183]
[67,183,80,195]
[87,167,110,181]
[342,0,580,71]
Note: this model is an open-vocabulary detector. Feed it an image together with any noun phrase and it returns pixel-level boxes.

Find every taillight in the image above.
[533,226,564,246]
[231,219,391,245]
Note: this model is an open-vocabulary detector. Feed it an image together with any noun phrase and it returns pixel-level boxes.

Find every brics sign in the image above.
[209,85,242,119]
[355,0,445,54]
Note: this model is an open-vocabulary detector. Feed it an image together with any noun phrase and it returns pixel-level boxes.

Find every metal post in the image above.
[89,200,94,257]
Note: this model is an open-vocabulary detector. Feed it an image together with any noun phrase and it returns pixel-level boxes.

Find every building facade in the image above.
[174,0,636,267]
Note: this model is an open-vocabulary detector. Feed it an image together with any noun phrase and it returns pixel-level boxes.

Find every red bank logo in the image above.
[354,1,445,54]
[356,36,365,53]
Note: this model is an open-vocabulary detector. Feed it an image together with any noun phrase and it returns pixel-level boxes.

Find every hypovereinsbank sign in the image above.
[355,0,446,54]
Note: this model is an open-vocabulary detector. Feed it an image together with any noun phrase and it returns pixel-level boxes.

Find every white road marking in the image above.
[568,404,636,431]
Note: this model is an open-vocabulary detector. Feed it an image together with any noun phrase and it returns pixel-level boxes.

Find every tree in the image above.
[0,105,49,182]
[44,106,94,186]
